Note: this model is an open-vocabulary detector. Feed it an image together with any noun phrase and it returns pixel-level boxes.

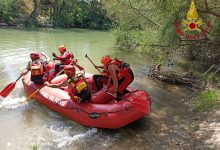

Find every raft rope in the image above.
[65,89,140,118]
[62,105,133,118]
[25,80,140,119]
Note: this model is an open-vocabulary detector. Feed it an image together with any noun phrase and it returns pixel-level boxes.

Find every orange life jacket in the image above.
[67,74,88,101]
[30,61,44,76]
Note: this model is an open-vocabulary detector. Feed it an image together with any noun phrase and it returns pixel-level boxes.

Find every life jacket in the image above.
[67,74,88,101]
[109,58,130,80]
[30,61,44,76]
[101,68,109,78]
[60,52,74,65]
[110,58,123,68]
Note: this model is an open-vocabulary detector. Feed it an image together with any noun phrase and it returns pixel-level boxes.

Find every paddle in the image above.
[106,92,149,114]
[20,87,43,103]
[85,54,102,73]
[0,74,23,98]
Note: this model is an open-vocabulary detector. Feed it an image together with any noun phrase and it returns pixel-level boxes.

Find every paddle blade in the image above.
[0,82,16,98]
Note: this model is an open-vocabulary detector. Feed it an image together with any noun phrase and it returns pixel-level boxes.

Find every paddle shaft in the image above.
[16,74,23,82]
[85,54,101,73]
[21,87,43,103]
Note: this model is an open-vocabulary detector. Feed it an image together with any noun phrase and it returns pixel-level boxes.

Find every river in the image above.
[0,28,195,150]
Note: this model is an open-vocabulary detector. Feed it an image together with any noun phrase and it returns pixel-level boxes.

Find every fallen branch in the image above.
[148,64,206,89]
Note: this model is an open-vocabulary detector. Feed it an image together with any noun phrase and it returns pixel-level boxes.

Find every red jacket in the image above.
[56,52,74,65]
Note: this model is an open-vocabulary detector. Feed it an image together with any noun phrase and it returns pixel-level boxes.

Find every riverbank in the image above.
[190,85,220,149]
[0,22,53,28]
[147,63,220,149]
[195,110,220,149]
[0,23,16,27]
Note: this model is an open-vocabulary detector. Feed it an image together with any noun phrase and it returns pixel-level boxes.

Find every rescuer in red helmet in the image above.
[92,55,111,92]
[21,52,51,84]
[94,55,134,98]
[45,63,91,103]
[52,45,74,74]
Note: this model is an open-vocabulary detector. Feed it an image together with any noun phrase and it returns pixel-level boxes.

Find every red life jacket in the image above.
[110,58,123,68]
[30,61,44,76]
[109,58,130,80]
[100,59,123,78]
[67,75,88,101]
[101,68,109,78]
[60,52,74,65]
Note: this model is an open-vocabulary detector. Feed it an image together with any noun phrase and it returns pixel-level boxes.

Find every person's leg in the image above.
[57,65,65,75]
[31,75,44,84]
[55,63,61,74]
[93,75,106,91]
[47,69,56,81]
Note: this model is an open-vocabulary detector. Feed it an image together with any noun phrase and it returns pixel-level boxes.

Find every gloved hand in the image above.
[52,52,57,57]
[44,81,49,86]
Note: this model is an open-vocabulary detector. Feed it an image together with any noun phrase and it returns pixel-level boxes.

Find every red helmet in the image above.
[64,65,75,76]
[59,45,66,54]
[30,52,40,60]
[101,55,112,66]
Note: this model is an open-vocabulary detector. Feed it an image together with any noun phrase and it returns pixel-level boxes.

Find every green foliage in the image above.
[0,0,112,29]
[202,72,220,83]
[192,90,219,112]
[31,144,38,150]
[50,0,112,29]
[102,0,220,66]
[209,17,220,44]
[102,0,183,54]
[0,0,16,22]
[54,1,76,27]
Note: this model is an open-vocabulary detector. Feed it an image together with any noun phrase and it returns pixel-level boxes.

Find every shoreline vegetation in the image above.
[0,0,112,30]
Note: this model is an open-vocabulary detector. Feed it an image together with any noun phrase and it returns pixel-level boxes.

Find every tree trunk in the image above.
[50,0,66,22]
[30,0,39,18]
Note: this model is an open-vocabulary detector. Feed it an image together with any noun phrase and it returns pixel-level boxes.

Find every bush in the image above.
[192,90,219,112]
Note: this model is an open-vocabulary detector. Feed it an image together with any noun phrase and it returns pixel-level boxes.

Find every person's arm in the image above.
[41,52,51,62]
[21,62,31,75]
[74,62,85,75]
[21,69,29,76]
[44,80,68,88]
[95,65,105,69]
[52,52,61,60]
[107,65,118,93]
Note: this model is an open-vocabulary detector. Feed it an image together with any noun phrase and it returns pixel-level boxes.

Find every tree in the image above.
[102,0,220,67]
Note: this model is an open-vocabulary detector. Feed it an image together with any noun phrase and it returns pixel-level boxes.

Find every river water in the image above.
[0,28,194,150]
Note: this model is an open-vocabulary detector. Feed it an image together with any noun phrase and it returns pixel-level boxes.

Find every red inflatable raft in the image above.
[22,72,152,129]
